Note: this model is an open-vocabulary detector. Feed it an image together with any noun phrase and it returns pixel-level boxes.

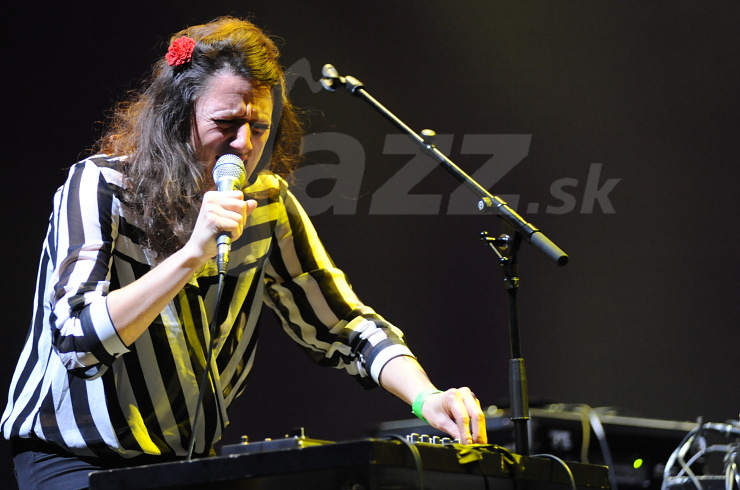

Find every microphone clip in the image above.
[320,64,364,94]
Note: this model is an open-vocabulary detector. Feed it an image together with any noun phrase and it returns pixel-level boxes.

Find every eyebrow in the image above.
[247,102,272,120]
[210,108,266,122]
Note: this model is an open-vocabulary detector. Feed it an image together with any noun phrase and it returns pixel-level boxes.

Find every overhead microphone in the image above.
[212,154,246,274]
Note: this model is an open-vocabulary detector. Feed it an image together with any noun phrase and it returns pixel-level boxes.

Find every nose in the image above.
[231,122,254,155]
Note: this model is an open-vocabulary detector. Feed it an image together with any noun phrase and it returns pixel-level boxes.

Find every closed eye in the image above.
[214,119,270,134]
[251,123,271,134]
[214,119,240,128]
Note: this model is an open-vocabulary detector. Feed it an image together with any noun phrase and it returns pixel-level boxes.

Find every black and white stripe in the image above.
[1,155,413,458]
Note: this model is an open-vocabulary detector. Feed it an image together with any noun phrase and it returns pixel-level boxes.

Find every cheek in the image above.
[245,159,259,177]
[196,131,224,158]
[247,135,270,174]
[252,133,270,155]
[192,126,209,157]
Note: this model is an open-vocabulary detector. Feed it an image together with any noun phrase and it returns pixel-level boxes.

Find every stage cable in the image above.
[530,453,577,490]
[386,434,425,489]
[583,406,619,490]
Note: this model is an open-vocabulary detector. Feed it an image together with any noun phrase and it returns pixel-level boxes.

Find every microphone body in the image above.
[212,155,246,274]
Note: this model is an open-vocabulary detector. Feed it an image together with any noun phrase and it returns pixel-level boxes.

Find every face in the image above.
[193,72,274,186]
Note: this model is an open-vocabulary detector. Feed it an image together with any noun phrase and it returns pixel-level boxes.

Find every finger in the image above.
[440,389,473,444]
[216,189,245,200]
[204,189,244,203]
[201,200,246,237]
[465,392,488,444]
[456,388,487,444]
[217,193,248,213]
[219,208,247,238]
[443,387,488,445]
[245,199,257,216]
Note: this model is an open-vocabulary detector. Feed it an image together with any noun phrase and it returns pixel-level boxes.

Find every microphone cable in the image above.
[186,271,227,461]
[185,153,245,459]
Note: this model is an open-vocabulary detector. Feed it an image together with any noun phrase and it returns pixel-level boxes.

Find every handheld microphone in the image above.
[212,154,246,274]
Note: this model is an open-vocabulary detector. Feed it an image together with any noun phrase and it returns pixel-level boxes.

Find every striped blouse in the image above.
[1,155,413,459]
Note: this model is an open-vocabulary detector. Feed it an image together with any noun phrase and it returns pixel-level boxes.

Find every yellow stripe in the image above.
[126,404,162,454]
[178,290,207,367]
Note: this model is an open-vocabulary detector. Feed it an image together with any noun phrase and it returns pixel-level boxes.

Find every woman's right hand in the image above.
[107,190,257,346]
[184,190,257,262]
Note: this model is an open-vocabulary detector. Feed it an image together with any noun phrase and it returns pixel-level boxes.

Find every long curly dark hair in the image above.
[97,17,302,257]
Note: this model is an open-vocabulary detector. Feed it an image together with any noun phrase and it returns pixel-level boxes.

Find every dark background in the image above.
[1,0,738,484]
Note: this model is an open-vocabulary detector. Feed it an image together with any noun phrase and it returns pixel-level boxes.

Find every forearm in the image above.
[106,244,208,346]
[106,191,251,346]
[378,355,436,405]
[379,354,488,445]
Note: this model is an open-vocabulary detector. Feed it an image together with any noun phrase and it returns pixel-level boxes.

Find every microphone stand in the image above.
[320,65,569,456]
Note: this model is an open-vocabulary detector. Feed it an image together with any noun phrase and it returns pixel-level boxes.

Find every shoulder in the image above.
[67,154,126,189]
[243,171,311,227]
[56,155,126,209]
[244,170,291,203]
[244,170,288,192]
[84,154,125,170]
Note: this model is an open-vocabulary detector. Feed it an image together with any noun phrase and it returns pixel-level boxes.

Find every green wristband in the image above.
[411,388,443,423]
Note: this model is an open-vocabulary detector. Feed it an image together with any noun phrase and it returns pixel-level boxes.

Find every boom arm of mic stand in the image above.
[322,66,568,267]
[321,65,565,456]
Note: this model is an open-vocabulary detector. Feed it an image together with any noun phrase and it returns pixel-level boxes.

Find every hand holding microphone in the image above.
[192,154,256,274]
[212,155,247,274]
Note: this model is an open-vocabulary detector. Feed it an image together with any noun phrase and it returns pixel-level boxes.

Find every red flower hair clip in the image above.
[166,36,196,67]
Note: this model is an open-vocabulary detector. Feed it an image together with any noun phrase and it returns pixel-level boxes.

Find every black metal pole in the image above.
[321,65,565,456]
[502,250,530,456]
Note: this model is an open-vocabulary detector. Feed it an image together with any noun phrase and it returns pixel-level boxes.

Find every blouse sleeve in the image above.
[263,177,414,388]
[48,157,129,379]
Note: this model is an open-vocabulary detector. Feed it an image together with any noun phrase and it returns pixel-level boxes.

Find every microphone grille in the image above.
[213,154,246,187]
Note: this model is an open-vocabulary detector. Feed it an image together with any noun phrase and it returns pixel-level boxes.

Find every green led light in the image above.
[633,458,644,469]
